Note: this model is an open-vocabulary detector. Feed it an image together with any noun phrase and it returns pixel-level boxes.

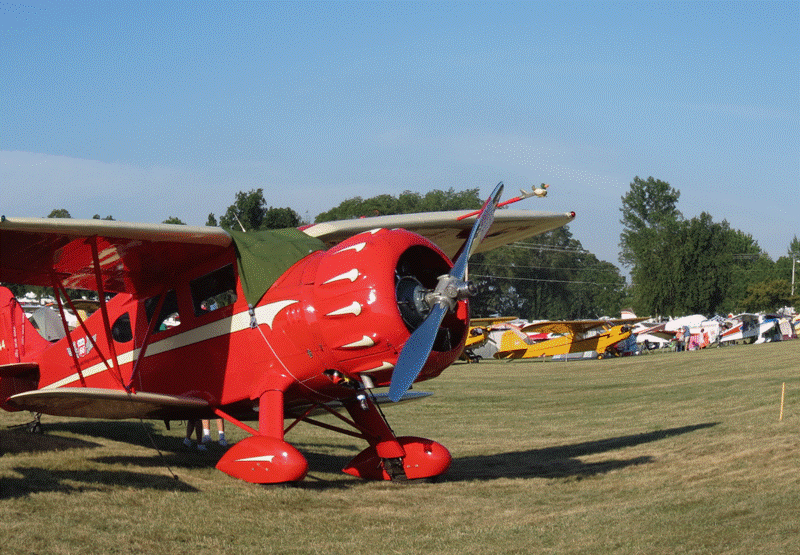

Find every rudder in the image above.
[0,287,48,409]
[0,287,52,365]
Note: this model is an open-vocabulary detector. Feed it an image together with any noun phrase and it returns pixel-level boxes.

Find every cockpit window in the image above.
[191,264,237,316]
[144,290,181,332]
[111,312,133,342]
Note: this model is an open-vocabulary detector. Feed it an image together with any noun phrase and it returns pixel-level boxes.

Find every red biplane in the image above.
[0,184,574,483]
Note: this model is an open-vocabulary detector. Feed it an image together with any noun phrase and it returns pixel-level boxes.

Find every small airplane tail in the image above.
[0,287,48,409]
[493,329,530,359]
[620,308,638,320]
[0,287,52,365]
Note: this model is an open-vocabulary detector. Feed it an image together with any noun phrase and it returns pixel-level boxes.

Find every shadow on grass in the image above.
[1,466,198,499]
[0,428,100,455]
[248,423,720,489]
[3,418,719,490]
[442,422,720,482]
[32,419,173,447]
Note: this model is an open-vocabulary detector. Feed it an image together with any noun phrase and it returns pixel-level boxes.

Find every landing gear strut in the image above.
[27,412,42,434]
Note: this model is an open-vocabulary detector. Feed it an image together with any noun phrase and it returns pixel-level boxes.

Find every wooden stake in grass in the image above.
[779,382,786,421]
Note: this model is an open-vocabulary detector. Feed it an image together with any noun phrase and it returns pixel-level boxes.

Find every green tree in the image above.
[778,236,800,296]
[315,188,481,222]
[674,213,736,315]
[48,208,71,218]
[619,176,681,268]
[263,207,301,229]
[220,189,267,230]
[618,176,684,316]
[725,231,773,313]
[618,176,786,316]
[573,259,628,318]
[162,216,186,225]
[206,213,218,226]
[625,217,683,317]
[93,214,115,220]
[471,226,626,320]
[220,189,301,231]
[740,279,799,312]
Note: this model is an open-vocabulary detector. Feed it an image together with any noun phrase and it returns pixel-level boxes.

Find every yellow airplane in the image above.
[494,318,645,359]
[460,316,519,362]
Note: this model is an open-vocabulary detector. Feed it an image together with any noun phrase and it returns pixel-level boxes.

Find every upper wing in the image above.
[521,320,609,335]
[0,217,233,294]
[301,209,576,259]
[635,322,675,341]
[469,316,519,326]
[1,208,575,295]
[521,317,646,336]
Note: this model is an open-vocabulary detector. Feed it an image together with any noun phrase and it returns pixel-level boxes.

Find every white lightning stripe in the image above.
[338,335,375,349]
[325,302,362,317]
[322,268,360,284]
[254,300,298,329]
[43,300,298,390]
[335,242,366,254]
[359,361,394,374]
[236,455,275,463]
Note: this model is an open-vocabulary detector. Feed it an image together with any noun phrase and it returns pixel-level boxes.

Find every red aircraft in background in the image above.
[0,183,574,483]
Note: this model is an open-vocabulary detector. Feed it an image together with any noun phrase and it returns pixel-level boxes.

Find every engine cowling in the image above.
[258,227,469,400]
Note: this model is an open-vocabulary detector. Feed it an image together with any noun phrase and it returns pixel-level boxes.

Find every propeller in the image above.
[388,182,504,402]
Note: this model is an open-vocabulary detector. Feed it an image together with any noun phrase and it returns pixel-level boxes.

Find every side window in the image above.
[144,290,181,332]
[191,264,237,316]
[111,312,133,342]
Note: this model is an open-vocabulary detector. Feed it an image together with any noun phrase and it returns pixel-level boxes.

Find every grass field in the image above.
[2,340,799,554]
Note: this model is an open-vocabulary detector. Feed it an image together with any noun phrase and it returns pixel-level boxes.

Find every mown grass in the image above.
[2,341,799,554]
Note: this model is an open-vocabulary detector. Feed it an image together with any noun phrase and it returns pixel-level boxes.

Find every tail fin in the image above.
[0,287,49,410]
[0,287,52,365]
[621,308,638,320]
[494,329,530,359]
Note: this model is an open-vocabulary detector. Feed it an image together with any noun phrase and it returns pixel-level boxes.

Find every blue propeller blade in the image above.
[388,304,447,402]
[387,182,504,402]
[450,182,503,280]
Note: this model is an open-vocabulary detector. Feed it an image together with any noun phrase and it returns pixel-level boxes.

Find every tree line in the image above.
[619,176,798,318]
[6,180,798,318]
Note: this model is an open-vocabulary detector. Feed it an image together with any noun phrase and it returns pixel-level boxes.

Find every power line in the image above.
[471,274,622,287]
[508,243,589,253]
[473,262,620,273]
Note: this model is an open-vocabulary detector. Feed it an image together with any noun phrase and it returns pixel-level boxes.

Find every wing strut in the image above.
[88,237,126,390]
[51,275,88,387]
[48,237,129,391]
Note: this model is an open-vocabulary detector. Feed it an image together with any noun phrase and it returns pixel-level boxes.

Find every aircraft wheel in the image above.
[216,436,308,483]
[344,436,451,481]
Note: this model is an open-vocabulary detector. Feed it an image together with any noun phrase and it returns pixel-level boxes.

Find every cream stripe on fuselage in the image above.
[43,301,298,389]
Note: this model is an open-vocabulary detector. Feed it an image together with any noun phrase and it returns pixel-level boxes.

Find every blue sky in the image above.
[1,1,797,269]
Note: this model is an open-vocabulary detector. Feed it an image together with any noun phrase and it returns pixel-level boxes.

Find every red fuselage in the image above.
[25,228,469,418]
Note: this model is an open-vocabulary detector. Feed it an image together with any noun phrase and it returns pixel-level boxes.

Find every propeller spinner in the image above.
[388,182,504,402]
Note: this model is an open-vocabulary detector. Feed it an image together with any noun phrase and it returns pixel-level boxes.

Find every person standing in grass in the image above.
[674,330,683,352]
[202,418,228,447]
[184,419,207,451]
